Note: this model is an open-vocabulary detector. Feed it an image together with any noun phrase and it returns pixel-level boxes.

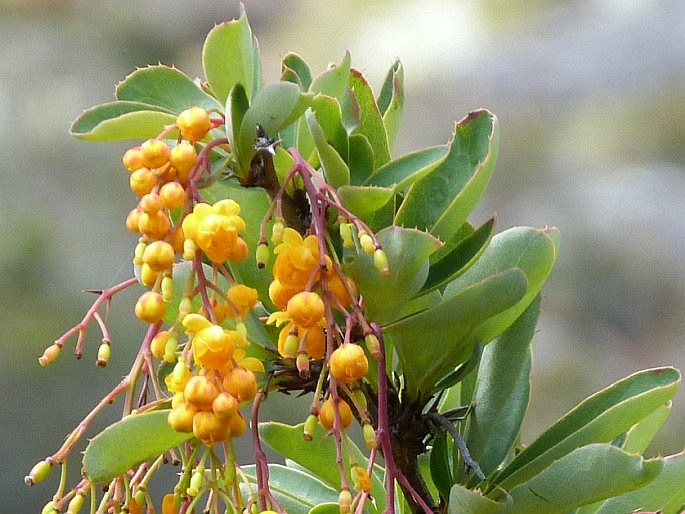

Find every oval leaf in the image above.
[493,367,681,492]
[202,10,257,103]
[394,110,498,242]
[365,145,448,189]
[348,69,390,168]
[116,65,222,112]
[449,483,512,514]
[83,410,193,484]
[508,444,663,514]
[70,101,177,141]
[384,268,528,400]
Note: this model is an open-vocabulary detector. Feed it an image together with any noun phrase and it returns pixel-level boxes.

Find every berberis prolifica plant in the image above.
[26,9,685,514]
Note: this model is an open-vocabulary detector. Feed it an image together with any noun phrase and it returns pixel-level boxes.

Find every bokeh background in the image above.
[2,0,684,510]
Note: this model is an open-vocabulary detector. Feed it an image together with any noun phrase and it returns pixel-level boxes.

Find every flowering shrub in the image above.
[26,9,685,514]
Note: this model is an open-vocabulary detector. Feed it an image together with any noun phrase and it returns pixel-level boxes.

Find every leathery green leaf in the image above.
[462,297,539,482]
[70,101,177,141]
[83,411,192,484]
[420,217,495,295]
[430,433,454,501]
[310,95,349,158]
[237,82,312,170]
[202,9,257,102]
[337,185,394,226]
[281,52,312,91]
[241,464,338,514]
[444,226,559,346]
[306,110,350,188]
[449,484,512,514]
[384,268,528,400]
[344,226,440,325]
[378,59,404,152]
[622,401,672,455]
[348,69,391,168]
[259,422,385,513]
[310,51,351,99]
[348,133,375,184]
[492,367,681,492]
[394,110,498,242]
[308,504,340,514]
[225,83,249,166]
[364,145,448,189]
[508,444,662,514]
[594,449,685,514]
[115,65,222,112]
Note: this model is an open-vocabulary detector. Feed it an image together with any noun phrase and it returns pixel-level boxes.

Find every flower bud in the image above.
[212,392,239,420]
[141,138,171,169]
[143,241,175,272]
[139,192,164,214]
[135,291,167,324]
[187,466,205,497]
[282,332,299,359]
[297,352,311,378]
[25,460,52,485]
[352,388,367,411]
[182,238,197,260]
[364,333,381,359]
[338,489,352,514]
[271,219,285,245]
[286,291,325,328]
[184,375,220,409]
[159,181,186,210]
[126,207,143,233]
[129,167,157,197]
[96,341,111,368]
[339,223,354,249]
[133,489,146,510]
[373,249,390,275]
[362,423,377,450]
[303,413,318,441]
[123,146,144,171]
[255,243,270,269]
[161,276,174,302]
[167,402,195,433]
[176,107,212,142]
[38,343,61,367]
[358,231,375,255]
[223,367,257,403]
[329,343,369,384]
[170,142,198,180]
[41,501,58,514]
[67,491,85,514]
[319,397,353,431]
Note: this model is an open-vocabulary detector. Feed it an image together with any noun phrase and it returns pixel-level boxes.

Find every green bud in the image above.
[364,333,381,359]
[358,232,375,255]
[297,352,310,378]
[187,467,205,497]
[283,333,299,359]
[161,275,174,302]
[96,341,111,368]
[67,492,85,514]
[271,219,285,245]
[362,423,377,450]
[163,335,178,363]
[373,249,390,275]
[255,243,270,269]
[133,488,147,509]
[339,223,354,249]
[303,414,318,441]
[353,388,367,411]
[133,241,147,266]
[38,343,61,367]
[25,460,52,485]
[338,489,353,514]
[41,500,58,514]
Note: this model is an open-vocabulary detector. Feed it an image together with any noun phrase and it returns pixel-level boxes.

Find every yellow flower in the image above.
[181,201,247,263]
[286,291,325,328]
[329,343,368,383]
[225,284,259,319]
[273,228,324,290]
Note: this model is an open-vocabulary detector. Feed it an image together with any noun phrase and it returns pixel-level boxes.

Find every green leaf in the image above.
[594,450,685,514]
[430,433,454,501]
[344,226,440,325]
[308,504,340,514]
[492,367,681,492]
[202,10,257,103]
[310,95,349,158]
[306,110,350,188]
[83,410,193,484]
[508,444,662,514]
[385,268,528,400]
[237,82,313,170]
[377,59,404,152]
[337,185,394,226]
[348,69,391,168]
[115,65,222,112]
[310,51,351,99]
[394,110,498,242]
[282,52,312,91]
[444,226,559,346]
[622,402,672,455]
[348,133,375,184]
[226,83,249,165]
[70,101,177,141]
[364,145,448,189]
[448,483,512,514]
[241,464,338,514]
[462,297,539,481]
[420,218,495,295]
[259,422,385,513]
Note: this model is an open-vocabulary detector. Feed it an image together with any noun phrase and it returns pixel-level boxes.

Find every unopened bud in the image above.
[364,333,381,359]
[133,489,146,509]
[303,414,318,441]
[41,501,58,514]
[373,249,390,275]
[25,460,52,486]
[339,223,354,249]
[67,492,85,514]
[235,321,247,339]
[358,231,375,255]
[283,333,299,359]
[187,467,204,497]
[362,423,377,450]
[178,297,192,317]
[96,341,111,368]
[338,489,353,514]
[255,243,270,269]
[182,239,197,260]
[296,352,310,378]
[352,388,367,411]
[38,343,61,367]
[163,335,178,363]
[133,241,147,266]
[161,276,174,302]
[271,219,285,245]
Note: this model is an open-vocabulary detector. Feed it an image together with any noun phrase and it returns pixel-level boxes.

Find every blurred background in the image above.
[1,0,683,510]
